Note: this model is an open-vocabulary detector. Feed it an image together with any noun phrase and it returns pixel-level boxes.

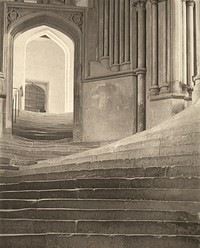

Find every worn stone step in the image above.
[0,234,199,248]
[1,219,199,235]
[0,188,199,202]
[1,199,199,213]
[0,208,197,221]
[0,165,19,171]
[0,157,10,165]
[1,165,200,184]
[0,177,199,191]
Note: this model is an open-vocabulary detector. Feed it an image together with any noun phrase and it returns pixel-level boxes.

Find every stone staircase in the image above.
[0,160,199,247]
[0,102,200,247]
[13,110,73,140]
[0,135,103,166]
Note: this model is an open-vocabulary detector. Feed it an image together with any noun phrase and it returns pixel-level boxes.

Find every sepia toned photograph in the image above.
[0,0,199,247]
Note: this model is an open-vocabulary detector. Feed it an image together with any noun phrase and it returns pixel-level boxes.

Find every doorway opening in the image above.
[12,25,75,140]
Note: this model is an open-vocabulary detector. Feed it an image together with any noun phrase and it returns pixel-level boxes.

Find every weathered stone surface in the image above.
[1,219,199,235]
[0,177,199,191]
[0,208,197,222]
[0,234,199,248]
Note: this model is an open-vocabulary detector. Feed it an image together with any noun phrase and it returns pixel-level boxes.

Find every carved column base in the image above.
[171,81,182,94]
[111,64,120,72]
[121,62,131,71]
[160,83,170,94]
[150,85,159,96]
[100,56,110,68]
[181,83,188,94]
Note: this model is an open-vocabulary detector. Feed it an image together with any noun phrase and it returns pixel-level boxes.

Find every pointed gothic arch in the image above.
[4,10,85,141]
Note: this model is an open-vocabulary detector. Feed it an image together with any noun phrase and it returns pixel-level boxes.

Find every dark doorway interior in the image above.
[25,84,46,113]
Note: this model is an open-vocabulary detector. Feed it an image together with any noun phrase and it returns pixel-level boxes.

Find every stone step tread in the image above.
[0,199,199,213]
[0,208,197,221]
[1,218,199,223]
[0,234,199,248]
[0,177,199,191]
[1,188,199,202]
[1,165,200,184]
[1,218,199,235]
[0,166,19,171]
[1,188,200,192]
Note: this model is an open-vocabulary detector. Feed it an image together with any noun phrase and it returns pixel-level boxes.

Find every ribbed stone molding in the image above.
[99,0,131,71]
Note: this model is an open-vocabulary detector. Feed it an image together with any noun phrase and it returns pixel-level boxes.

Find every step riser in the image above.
[0,209,196,221]
[1,178,199,191]
[1,166,200,183]
[0,235,199,248]
[1,200,199,213]
[1,189,199,201]
[1,220,199,235]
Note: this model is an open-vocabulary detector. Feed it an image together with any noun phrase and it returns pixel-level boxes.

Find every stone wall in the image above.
[83,75,136,141]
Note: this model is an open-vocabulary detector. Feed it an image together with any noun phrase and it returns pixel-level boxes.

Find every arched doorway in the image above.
[5,11,84,141]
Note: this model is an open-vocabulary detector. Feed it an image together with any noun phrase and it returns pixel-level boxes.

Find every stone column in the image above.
[149,0,159,95]
[101,0,110,67]
[159,0,169,93]
[186,0,195,87]
[168,0,183,93]
[119,0,125,66]
[109,0,114,66]
[133,0,147,132]
[122,0,131,70]
[0,73,5,137]
[193,0,200,103]
[111,0,120,72]
[98,0,104,59]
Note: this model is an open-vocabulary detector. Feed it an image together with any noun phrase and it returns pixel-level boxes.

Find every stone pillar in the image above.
[119,0,125,66]
[133,0,147,132]
[193,0,200,104]
[149,0,159,95]
[0,73,5,137]
[109,0,114,66]
[111,0,120,72]
[186,0,195,87]
[101,0,110,67]
[168,0,183,93]
[122,0,131,70]
[98,0,104,59]
[182,0,187,86]
[158,0,169,93]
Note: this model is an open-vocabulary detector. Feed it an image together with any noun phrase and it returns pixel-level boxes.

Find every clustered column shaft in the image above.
[98,0,131,71]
